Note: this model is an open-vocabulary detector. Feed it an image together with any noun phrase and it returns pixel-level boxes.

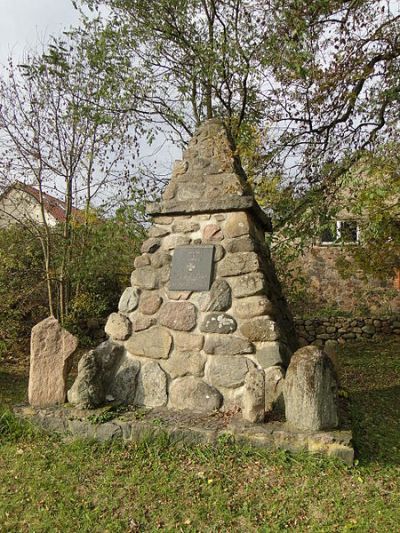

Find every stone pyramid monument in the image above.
[69,119,298,422]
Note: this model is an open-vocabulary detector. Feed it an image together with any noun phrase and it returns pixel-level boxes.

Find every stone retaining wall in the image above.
[295,316,400,345]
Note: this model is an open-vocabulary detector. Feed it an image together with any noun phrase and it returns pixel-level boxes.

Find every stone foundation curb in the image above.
[14,404,354,466]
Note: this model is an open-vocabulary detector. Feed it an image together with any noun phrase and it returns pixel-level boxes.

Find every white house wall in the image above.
[0,188,58,228]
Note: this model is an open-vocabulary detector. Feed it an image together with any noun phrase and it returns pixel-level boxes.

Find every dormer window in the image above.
[320,220,360,245]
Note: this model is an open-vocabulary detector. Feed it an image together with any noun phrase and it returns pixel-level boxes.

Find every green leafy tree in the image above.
[74,1,400,184]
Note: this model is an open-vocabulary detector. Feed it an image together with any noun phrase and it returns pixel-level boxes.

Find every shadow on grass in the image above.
[0,369,28,406]
[351,385,400,466]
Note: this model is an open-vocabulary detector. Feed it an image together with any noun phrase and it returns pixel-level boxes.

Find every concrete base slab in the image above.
[14,404,354,465]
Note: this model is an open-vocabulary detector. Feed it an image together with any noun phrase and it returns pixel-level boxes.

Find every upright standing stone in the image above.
[242,368,265,423]
[67,341,124,408]
[284,346,339,431]
[29,317,78,407]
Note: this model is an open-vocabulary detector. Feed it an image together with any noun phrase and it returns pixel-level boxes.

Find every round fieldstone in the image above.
[166,290,192,300]
[255,341,290,368]
[225,237,256,253]
[218,252,260,277]
[153,216,173,225]
[233,296,273,318]
[169,377,222,412]
[201,279,232,312]
[139,293,163,315]
[105,313,131,341]
[109,356,141,404]
[173,331,204,351]
[205,356,254,388]
[134,255,151,268]
[131,267,159,290]
[229,272,265,298]
[147,226,170,238]
[203,224,224,242]
[200,313,237,334]
[151,252,172,268]
[162,351,206,378]
[118,287,140,314]
[240,317,280,342]
[135,361,167,407]
[159,302,197,331]
[213,244,225,261]
[130,313,156,332]
[224,212,253,238]
[203,335,254,355]
[125,326,172,359]
[163,234,191,250]
[141,238,161,254]
[172,220,200,233]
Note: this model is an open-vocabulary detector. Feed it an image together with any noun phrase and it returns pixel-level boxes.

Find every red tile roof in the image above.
[2,182,83,222]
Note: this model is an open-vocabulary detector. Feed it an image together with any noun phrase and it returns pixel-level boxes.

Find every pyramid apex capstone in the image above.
[146,119,272,232]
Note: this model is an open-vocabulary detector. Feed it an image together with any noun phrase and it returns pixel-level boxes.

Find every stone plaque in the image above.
[170,245,215,291]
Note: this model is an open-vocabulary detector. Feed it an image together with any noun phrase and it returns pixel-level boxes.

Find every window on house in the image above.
[320,224,336,244]
[320,220,360,245]
[337,220,359,243]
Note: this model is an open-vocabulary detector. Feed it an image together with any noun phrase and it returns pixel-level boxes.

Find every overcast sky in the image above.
[0,0,79,65]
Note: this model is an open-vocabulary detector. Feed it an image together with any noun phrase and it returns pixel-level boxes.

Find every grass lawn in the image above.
[0,339,399,532]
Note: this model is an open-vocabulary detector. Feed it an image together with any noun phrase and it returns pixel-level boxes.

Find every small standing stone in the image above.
[284,346,339,431]
[29,317,78,407]
[242,368,265,423]
[67,341,123,408]
[264,366,285,413]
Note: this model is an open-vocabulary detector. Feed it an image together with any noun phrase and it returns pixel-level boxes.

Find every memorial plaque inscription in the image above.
[169,245,215,291]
